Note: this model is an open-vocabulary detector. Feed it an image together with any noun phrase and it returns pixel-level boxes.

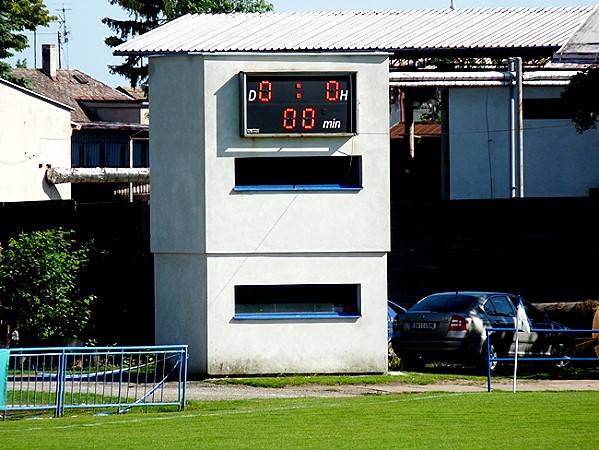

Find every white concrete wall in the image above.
[150,53,390,375]
[206,254,388,375]
[0,80,72,201]
[449,85,599,199]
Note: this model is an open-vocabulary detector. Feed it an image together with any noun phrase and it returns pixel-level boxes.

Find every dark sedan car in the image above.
[388,300,406,357]
[391,291,574,371]
[387,300,407,341]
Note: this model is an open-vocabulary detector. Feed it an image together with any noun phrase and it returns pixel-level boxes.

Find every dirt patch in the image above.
[176,376,599,401]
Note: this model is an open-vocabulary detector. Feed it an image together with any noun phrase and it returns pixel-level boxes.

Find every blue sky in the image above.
[7,0,596,87]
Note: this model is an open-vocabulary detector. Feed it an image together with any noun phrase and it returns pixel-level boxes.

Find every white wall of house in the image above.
[0,79,72,202]
[149,52,390,375]
[449,85,599,199]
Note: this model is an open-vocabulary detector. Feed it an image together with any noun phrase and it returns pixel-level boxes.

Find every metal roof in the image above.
[389,69,582,87]
[554,4,599,64]
[114,7,595,58]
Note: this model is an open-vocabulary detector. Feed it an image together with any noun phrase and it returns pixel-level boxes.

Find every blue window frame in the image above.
[234,284,361,320]
[234,156,362,192]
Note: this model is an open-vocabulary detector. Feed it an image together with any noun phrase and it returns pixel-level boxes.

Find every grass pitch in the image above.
[1,391,598,449]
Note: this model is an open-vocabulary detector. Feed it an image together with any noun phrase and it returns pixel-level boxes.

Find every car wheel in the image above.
[479,341,499,374]
[551,343,573,369]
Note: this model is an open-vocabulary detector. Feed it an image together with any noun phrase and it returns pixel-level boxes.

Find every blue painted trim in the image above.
[234,312,361,320]
[234,184,362,192]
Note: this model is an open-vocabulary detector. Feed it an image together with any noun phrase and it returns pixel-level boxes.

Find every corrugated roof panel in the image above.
[554,3,599,63]
[114,7,595,55]
[414,7,589,49]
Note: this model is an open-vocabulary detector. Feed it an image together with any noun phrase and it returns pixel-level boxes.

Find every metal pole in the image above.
[515,57,524,197]
[129,138,134,202]
[508,58,517,198]
[56,349,67,417]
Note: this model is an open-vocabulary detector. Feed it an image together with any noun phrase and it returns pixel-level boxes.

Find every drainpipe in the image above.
[516,57,524,198]
[404,90,415,158]
[509,58,517,198]
[129,138,134,202]
[508,57,524,198]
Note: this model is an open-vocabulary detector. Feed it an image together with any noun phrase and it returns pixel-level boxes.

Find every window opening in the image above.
[234,284,361,319]
[234,156,362,191]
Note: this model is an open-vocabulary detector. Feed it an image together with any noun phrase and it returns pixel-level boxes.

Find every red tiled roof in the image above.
[390,122,442,139]
[10,68,136,122]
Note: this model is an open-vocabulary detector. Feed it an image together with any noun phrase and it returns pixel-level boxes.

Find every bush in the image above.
[0,228,96,344]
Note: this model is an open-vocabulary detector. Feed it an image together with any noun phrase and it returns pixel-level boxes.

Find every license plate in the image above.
[410,322,436,330]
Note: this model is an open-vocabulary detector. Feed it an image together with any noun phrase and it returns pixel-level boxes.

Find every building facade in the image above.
[0,78,72,202]
[149,53,390,375]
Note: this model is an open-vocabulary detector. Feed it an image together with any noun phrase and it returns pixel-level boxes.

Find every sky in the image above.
[7,0,597,87]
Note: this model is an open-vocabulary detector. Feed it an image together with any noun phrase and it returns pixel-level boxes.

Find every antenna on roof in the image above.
[450,0,456,9]
[56,3,72,69]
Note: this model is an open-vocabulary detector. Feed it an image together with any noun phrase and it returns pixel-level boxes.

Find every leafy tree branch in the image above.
[0,0,55,86]
[561,65,599,134]
[0,229,96,344]
[104,0,273,90]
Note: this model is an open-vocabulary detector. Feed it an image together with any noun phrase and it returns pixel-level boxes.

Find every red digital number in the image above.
[326,80,340,102]
[282,108,297,130]
[302,108,316,130]
[258,80,272,102]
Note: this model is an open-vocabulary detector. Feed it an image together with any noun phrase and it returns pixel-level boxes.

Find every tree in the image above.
[0,229,96,344]
[561,65,599,134]
[0,0,55,86]
[104,0,273,90]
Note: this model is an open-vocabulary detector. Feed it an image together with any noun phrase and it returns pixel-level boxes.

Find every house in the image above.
[0,77,72,202]
[389,67,599,200]
[553,4,599,66]
[113,6,598,375]
[10,44,149,202]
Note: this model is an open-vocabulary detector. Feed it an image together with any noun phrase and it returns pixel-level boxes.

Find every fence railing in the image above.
[1,345,187,419]
[485,328,599,392]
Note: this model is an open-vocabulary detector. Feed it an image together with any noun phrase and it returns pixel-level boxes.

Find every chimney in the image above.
[42,44,57,79]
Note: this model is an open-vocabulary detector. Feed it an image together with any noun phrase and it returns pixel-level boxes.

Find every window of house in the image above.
[72,142,127,167]
[234,156,362,191]
[104,143,128,167]
[234,284,361,320]
[133,139,150,167]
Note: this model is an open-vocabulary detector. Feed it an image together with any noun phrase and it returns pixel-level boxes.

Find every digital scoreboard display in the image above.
[241,72,356,137]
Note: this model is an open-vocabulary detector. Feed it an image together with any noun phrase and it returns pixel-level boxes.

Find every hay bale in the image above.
[534,300,599,331]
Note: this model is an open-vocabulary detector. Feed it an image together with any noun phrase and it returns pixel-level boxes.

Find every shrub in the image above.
[0,229,96,344]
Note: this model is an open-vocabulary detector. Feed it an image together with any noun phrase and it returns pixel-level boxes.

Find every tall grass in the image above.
[2,391,598,449]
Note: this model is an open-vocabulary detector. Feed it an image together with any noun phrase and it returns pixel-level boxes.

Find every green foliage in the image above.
[104,0,273,89]
[164,0,274,18]
[0,229,96,343]
[561,65,599,134]
[0,0,54,84]
[0,60,31,87]
[430,56,550,71]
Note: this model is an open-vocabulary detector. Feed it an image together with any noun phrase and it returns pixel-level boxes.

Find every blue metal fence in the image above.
[485,328,599,392]
[2,345,187,419]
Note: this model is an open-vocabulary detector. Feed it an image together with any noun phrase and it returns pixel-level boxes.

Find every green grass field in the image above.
[2,390,598,449]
